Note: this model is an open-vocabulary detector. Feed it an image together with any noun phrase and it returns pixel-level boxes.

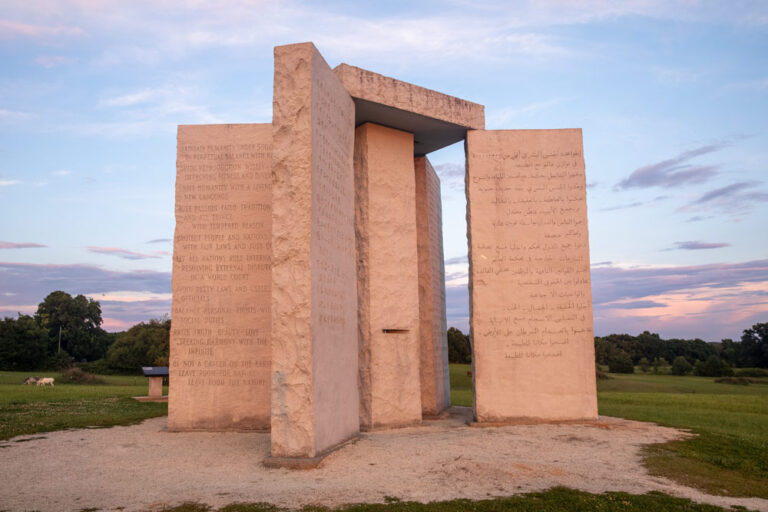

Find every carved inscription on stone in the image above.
[466,129,597,422]
[168,123,272,431]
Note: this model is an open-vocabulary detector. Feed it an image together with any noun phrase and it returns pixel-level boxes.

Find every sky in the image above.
[0,0,766,341]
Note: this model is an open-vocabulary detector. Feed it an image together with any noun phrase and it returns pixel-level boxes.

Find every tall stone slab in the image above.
[169,123,272,431]
[415,156,450,417]
[355,123,421,430]
[466,129,597,423]
[270,43,358,461]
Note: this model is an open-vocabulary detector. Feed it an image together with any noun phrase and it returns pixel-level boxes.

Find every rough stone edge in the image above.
[464,135,478,422]
[270,41,317,457]
[354,123,373,430]
[334,63,485,130]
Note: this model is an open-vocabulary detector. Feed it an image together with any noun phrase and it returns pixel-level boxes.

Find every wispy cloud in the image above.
[608,300,668,309]
[34,55,76,68]
[0,261,171,331]
[100,89,158,108]
[679,180,768,214]
[86,246,162,260]
[146,238,171,244]
[434,163,466,192]
[598,195,668,212]
[0,241,46,249]
[443,259,768,339]
[666,240,731,251]
[51,169,71,176]
[617,143,726,189]
[0,19,84,39]
[0,109,32,121]
[0,179,21,186]
[488,97,564,127]
[592,260,768,339]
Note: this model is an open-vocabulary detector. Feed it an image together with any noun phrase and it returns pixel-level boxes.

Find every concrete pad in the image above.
[466,129,597,423]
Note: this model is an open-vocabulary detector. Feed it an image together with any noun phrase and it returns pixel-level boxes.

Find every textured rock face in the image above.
[271,42,358,458]
[466,129,597,422]
[415,156,451,416]
[334,64,485,130]
[169,123,272,431]
[355,123,422,430]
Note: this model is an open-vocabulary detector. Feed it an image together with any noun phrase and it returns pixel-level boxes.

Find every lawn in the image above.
[158,487,754,511]
[598,372,768,499]
[450,364,768,499]
[0,371,167,441]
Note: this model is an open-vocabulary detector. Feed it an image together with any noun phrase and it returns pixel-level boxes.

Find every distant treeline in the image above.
[595,322,768,374]
[0,291,169,374]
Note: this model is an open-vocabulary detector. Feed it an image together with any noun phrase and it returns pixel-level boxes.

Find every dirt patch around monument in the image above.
[1,407,765,512]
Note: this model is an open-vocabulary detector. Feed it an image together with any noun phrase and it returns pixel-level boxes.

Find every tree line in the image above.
[0,291,169,373]
[2,291,765,376]
[594,324,767,375]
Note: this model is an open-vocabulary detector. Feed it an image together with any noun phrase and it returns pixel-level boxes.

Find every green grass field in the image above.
[598,372,768,499]
[158,487,754,511]
[0,371,167,441]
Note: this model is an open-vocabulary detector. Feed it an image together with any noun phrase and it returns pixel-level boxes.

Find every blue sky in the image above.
[0,0,766,340]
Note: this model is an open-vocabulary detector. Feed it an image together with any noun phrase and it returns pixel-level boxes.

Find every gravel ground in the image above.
[1,407,765,512]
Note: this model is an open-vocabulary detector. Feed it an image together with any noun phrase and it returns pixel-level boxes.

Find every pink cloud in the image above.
[0,241,47,249]
[101,317,133,331]
[0,19,84,38]
[86,246,161,260]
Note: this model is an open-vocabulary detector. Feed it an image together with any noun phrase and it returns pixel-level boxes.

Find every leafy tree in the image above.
[0,315,49,370]
[695,355,733,377]
[638,357,651,373]
[594,337,609,365]
[716,338,739,367]
[739,322,768,368]
[106,318,170,373]
[607,350,634,373]
[447,327,472,364]
[652,357,668,374]
[671,356,693,375]
[35,291,110,361]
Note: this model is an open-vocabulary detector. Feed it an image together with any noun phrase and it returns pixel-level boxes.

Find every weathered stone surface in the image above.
[148,377,163,398]
[169,123,272,431]
[334,64,484,129]
[466,129,597,422]
[270,42,358,458]
[355,123,421,430]
[415,156,450,417]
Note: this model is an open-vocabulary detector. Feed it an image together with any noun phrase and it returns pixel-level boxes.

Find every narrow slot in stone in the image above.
[382,329,409,334]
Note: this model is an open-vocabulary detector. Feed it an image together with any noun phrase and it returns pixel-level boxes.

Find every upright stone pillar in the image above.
[415,156,450,417]
[169,123,272,431]
[466,129,597,423]
[269,43,359,464]
[355,123,421,430]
